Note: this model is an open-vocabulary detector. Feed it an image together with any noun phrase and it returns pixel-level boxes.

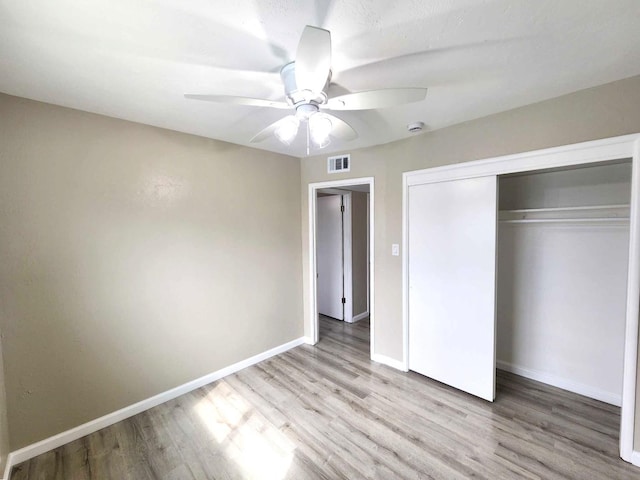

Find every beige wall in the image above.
[0,333,9,474]
[0,94,303,449]
[350,192,368,317]
[301,74,640,444]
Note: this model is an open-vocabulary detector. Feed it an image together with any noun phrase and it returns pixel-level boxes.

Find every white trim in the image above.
[309,184,319,344]
[1,337,305,477]
[621,137,640,462]
[309,177,375,358]
[2,454,12,480]
[371,353,408,372]
[352,311,369,323]
[401,164,410,371]
[496,360,621,406]
[405,134,639,186]
[630,450,640,468]
[366,193,371,315]
[342,193,353,323]
[402,133,640,464]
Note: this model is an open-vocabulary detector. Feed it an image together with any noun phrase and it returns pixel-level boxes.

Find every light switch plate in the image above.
[392,244,400,256]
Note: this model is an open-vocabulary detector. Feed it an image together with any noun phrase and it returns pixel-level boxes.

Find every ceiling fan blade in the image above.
[325,114,358,141]
[184,94,289,109]
[324,88,427,111]
[250,115,297,143]
[295,26,332,93]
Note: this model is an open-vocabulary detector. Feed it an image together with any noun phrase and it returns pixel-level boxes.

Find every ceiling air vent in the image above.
[328,154,350,174]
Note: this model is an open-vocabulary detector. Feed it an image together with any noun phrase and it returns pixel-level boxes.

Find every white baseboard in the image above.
[496,360,621,406]
[1,336,306,480]
[371,353,408,372]
[1,455,10,480]
[352,311,369,323]
[303,336,315,345]
[629,450,640,467]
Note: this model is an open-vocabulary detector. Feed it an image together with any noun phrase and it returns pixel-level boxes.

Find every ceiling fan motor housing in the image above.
[280,62,330,107]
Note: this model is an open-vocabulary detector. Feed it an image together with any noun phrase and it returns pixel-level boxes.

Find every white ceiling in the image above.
[1,0,639,157]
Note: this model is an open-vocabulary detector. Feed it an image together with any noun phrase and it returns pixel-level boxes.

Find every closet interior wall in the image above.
[496,160,632,406]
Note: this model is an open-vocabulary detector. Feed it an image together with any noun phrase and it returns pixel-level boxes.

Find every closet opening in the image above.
[403,134,640,463]
[496,159,632,409]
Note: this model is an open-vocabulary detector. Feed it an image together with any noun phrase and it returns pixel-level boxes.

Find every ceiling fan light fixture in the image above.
[274,116,300,145]
[309,112,332,148]
[186,25,424,149]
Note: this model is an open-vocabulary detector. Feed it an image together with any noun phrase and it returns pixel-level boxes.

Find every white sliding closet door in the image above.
[408,175,498,401]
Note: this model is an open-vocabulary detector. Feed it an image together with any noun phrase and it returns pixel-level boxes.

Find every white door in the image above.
[317,195,344,320]
[408,175,498,401]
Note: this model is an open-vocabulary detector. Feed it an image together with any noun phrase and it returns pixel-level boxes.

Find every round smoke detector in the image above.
[407,121,425,133]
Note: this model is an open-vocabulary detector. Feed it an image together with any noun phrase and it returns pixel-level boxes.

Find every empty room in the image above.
[2,1,640,479]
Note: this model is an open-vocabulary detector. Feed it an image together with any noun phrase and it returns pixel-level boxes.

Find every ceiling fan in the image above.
[185,26,427,151]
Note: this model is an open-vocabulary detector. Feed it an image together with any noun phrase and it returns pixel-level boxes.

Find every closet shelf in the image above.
[499,204,630,224]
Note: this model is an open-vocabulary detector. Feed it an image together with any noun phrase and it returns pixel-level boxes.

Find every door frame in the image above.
[309,177,374,354]
[402,133,640,463]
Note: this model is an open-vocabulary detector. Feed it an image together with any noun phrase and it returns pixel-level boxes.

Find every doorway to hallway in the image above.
[309,178,374,354]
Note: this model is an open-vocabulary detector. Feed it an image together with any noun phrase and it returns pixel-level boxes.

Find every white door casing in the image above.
[408,175,498,401]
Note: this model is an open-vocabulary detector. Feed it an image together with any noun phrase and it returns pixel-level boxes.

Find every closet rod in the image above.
[500,218,629,224]
[502,204,629,214]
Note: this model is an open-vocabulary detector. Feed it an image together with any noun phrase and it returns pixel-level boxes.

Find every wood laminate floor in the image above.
[11,316,640,479]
